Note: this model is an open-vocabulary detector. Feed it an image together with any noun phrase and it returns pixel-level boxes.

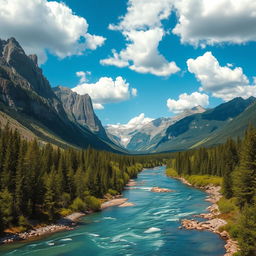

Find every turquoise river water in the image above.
[0,166,225,256]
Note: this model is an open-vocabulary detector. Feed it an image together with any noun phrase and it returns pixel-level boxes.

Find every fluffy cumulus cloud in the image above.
[187,52,256,101]
[0,0,105,63]
[109,0,173,31]
[167,92,209,113]
[173,0,256,46]
[101,0,179,77]
[106,113,153,146]
[72,76,137,110]
[101,28,180,76]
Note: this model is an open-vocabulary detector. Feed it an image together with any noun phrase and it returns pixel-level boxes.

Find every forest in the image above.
[0,124,167,234]
[167,125,256,256]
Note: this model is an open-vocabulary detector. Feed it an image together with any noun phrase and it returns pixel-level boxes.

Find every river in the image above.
[0,166,225,256]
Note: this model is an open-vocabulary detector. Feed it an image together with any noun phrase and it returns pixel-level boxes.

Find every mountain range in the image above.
[0,37,124,152]
[0,37,255,154]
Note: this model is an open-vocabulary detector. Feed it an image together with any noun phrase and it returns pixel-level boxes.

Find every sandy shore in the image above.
[101,198,128,209]
[175,177,239,256]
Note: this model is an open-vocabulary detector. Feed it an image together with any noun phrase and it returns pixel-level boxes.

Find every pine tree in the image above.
[234,126,256,208]
[238,204,256,256]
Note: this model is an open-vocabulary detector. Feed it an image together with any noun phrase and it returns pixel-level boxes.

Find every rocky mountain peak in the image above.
[53,86,109,140]
[29,54,38,67]
[0,37,55,99]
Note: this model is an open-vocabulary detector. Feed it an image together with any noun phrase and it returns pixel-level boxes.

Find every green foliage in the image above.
[59,208,73,217]
[18,215,30,229]
[237,205,256,256]
[70,197,86,212]
[107,189,119,196]
[167,126,256,255]
[183,175,222,187]
[0,188,14,228]
[84,196,101,211]
[166,168,179,178]
[218,197,237,214]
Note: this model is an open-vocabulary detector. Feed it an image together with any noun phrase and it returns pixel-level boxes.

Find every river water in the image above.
[0,166,225,256]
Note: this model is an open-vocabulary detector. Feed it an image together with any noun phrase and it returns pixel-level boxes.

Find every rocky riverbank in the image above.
[0,181,136,245]
[0,212,85,244]
[176,178,239,256]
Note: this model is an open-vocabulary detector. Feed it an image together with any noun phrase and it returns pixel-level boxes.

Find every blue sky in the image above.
[1,0,256,125]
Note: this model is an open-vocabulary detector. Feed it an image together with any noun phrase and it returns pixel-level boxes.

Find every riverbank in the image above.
[0,212,86,244]
[0,193,132,245]
[172,175,239,256]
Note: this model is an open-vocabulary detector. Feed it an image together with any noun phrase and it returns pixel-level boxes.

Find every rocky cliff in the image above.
[53,86,109,141]
[0,37,122,152]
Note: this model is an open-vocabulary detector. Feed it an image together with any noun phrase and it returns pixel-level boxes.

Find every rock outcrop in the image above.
[151,187,173,192]
[178,184,240,256]
[53,86,109,141]
[0,37,121,152]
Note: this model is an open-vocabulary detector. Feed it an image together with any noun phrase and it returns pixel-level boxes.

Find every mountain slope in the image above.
[200,100,256,147]
[154,97,256,152]
[126,106,206,152]
[53,86,111,142]
[0,37,123,152]
[106,106,206,152]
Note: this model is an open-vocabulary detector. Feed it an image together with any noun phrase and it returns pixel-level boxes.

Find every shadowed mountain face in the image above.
[0,38,67,125]
[154,97,256,152]
[0,37,123,152]
[53,86,110,142]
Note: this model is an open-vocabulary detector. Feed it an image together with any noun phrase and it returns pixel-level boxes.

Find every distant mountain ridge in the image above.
[106,106,206,152]
[154,97,256,152]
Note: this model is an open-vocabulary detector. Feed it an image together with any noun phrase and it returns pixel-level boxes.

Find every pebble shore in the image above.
[176,178,239,256]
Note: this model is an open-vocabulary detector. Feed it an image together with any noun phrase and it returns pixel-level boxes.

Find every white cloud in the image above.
[167,92,209,113]
[100,49,129,68]
[109,0,173,31]
[102,28,179,77]
[101,0,179,77]
[187,52,256,101]
[106,113,153,146]
[76,71,91,83]
[173,0,256,46]
[0,0,105,63]
[93,103,104,110]
[131,88,138,97]
[72,76,137,109]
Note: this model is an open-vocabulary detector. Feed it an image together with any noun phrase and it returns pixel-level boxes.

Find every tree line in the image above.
[167,125,256,256]
[0,124,167,233]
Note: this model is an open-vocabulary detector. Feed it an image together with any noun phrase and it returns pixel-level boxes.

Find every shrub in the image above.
[166,168,179,178]
[59,208,73,217]
[85,196,101,211]
[184,175,223,187]
[107,189,119,196]
[218,197,237,214]
[70,197,86,212]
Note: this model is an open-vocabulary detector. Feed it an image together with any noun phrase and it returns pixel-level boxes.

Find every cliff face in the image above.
[53,86,109,140]
[0,37,67,125]
[0,37,122,152]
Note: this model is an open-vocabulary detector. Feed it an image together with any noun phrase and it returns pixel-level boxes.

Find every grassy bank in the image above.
[166,168,222,187]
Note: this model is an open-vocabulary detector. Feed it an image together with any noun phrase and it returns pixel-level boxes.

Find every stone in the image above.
[151,187,173,193]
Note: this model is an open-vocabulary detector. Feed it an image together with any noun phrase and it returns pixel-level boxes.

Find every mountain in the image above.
[53,86,110,142]
[200,99,256,147]
[106,106,206,152]
[154,97,256,152]
[0,37,123,152]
